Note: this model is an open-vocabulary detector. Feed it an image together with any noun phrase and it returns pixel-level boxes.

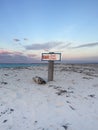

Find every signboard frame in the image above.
[41,52,61,61]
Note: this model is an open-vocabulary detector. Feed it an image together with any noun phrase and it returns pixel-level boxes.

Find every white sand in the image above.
[0,64,98,130]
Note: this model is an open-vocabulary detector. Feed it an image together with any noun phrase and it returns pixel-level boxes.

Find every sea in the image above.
[0,63,47,68]
[0,62,98,68]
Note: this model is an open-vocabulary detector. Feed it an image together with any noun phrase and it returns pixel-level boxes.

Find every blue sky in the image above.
[0,0,98,63]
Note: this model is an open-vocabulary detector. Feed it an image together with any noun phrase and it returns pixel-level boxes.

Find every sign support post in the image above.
[48,60,54,81]
[41,52,61,82]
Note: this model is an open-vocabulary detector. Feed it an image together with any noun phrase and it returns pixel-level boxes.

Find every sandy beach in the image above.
[0,63,98,130]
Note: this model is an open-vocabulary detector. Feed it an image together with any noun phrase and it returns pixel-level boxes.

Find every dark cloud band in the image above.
[24,41,70,50]
[71,42,98,49]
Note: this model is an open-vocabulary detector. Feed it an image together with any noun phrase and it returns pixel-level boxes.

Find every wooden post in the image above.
[41,52,61,82]
[48,60,54,81]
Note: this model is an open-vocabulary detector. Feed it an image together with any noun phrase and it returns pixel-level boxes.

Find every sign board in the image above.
[41,52,61,61]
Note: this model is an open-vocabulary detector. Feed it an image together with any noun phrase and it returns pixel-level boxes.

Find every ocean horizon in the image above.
[0,62,98,68]
[0,63,48,68]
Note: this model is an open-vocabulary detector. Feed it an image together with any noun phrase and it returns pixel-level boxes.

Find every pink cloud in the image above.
[0,50,23,55]
[0,49,39,63]
[0,50,13,55]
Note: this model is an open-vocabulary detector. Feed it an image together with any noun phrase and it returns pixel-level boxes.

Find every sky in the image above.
[0,0,98,63]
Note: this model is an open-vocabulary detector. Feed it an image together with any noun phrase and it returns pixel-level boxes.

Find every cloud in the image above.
[27,54,37,58]
[24,42,59,50]
[0,50,13,55]
[24,41,71,50]
[13,38,29,43]
[62,56,98,63]
[71,42,98,49]
[0,50,23,55]
[13,39,20,42]
[0,48,98,63]
[56,42,72,49]
[24,38,28,41]
[0,50,38,63]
